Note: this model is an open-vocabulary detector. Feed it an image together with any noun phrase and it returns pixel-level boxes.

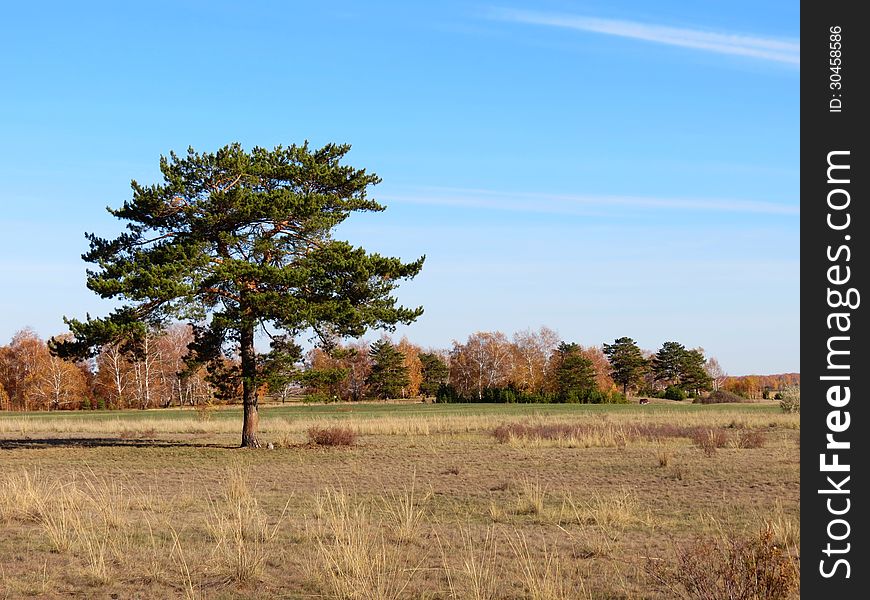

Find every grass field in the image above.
[0,401,800,599]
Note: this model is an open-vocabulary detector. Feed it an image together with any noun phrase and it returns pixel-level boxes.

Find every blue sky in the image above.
[0,1,799,375]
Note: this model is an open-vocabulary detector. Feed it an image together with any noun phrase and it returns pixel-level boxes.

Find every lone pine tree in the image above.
[52,142,424,447]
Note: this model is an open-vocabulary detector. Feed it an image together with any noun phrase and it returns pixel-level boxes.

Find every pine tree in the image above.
[651,341,686,388]
[602,337,648,397]
[419,352,449,397]
[679,349,713,396]
[52,142,424,446]
[552,342,596,399]
[366,339,409,399]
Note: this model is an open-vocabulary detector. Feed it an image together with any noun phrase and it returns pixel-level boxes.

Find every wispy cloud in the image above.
[489,7,799,66]
[380,186,799,217]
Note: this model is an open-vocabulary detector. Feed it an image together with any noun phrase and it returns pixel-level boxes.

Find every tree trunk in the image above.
[240,322,260,448]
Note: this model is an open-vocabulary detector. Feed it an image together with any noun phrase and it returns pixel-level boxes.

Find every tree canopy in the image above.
[650,341,712,396]
[52,142,424,446]
[418,352,449,397]
[602,336,648,396]
[366,339,410,399]
[552,342,596,399]
[651,341,686,387]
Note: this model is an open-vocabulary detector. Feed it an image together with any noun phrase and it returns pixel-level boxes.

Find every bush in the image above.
[646,524,799,600]
[737,430,766,449]
[434,383,459,403]
[663,386,686,401]
[691,428,729,456]
[307,426,357,446]
[304,392,334,404]
[435,384,626,405]
[695,390,747,404]
[773,392,784,400]
[779,386,800,414]
[81,398,92,410]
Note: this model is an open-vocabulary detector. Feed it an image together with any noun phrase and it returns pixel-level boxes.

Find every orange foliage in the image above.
[723,373,800,399]
[397,337,423,398]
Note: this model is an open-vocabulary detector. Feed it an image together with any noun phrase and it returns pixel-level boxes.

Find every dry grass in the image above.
[691,429,730,456]
[491,420,779,452]
[381,472,429,543]
[761,500,800,550]
[306,489,423,600]
[736,429,766,449]
[515,478,547,516]
[0,403,800,440]
[508,531,586,600]
[206,466,290,583]
[563,488,646,531]
[646,523,799,599]
[0,469,57,523]
[655,445,673,467]
[0,403,799,599]
[441,525,500,600]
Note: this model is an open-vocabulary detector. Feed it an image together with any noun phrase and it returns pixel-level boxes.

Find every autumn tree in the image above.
[418,351,449,397]
[128,327,161,409]
[704,356,727,392]
[581,345,617,392]
[52,142,423,446]
[0,329,87,411]
[301,348,348,401]
[396,337,423,398]
[449,331,513,400]
[154,323,206,407]
[602,337,648,397]
[511,326,559,394]
[29,354,89,410]
[366,339,410,399]
[304,341,372,401]
[0,329,46,410]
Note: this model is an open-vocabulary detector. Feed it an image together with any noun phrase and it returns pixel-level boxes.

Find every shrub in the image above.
[737,430,766,449]
[695,389,746,404]
[773,392,784,400]
[81,398,92,410]
[307,426,357,446]
[779,386,800,414]
[304,392,335,404]
[435,383,461,403]
[435,383,624,404]
[646,524,799,600]
[663,386,686,401]
[691,429,729,456]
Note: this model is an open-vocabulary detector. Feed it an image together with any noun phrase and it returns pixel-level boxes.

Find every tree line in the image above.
[30,141,799,446]
[0,325,211,411]
[1,324,794,411]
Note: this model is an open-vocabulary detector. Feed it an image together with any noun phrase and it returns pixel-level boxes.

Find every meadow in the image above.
[0,401,800,599]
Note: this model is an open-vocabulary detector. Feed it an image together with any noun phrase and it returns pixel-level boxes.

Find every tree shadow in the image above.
[0,437,236,450]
